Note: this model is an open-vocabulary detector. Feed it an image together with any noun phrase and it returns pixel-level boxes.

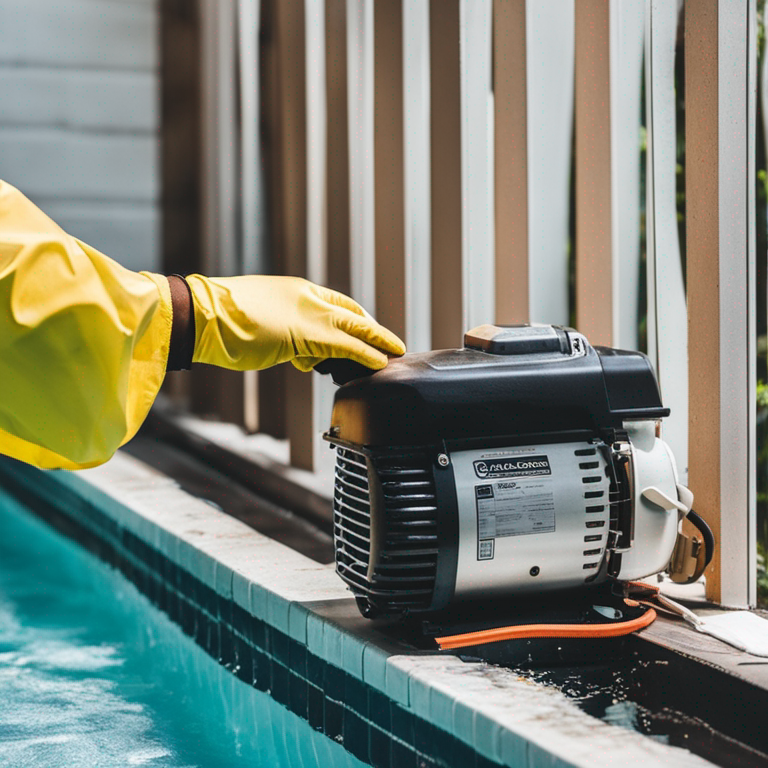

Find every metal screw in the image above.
[437,453,450,467]
[529,566,540,577]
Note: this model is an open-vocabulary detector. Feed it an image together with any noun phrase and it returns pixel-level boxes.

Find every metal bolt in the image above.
[437,453,450,467]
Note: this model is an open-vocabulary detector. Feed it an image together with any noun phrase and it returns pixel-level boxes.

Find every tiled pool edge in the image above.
[0,452,713,768]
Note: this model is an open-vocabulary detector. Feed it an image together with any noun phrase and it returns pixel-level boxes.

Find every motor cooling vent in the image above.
[333,447,438,616]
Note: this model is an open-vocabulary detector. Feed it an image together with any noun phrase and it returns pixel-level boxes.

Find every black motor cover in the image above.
[329,324,667,449]
[325,324,668,618]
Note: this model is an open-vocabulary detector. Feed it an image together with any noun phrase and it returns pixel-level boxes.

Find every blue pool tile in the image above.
[323,624,344,670]
[391,704,415,747]
[253,649,271,692]
[477,755,503,768]
[408,670,433,722]
[343,708,370,764]
[453,699,476,751]
[307,651,325,688]
[199,579,217,619]
[230,602,250,639]
[266,590,291,635]
[324,697,343,741]
[429,728,460,768]
[499,725,528,767]
[288,670,308,720]
[271,661,290,707]
[288,601,309,644]
[344,673,368,720]
[179,595,195,638]
[368,688,392,732]
[341,631,366,682]
[216,591,233,629]
[362,642,389,692]
[307,683,324,730]
[474,711,503,765]
[306,612,325,659]
[219,624,236,669]
[248,580,268,621]
[234,635,253,683]
[449,736,479,768]
[525,741,572,768]
[413,718,438,757]
[289,638,308,679]
[270,627,291,666]
[231,569,251,612]
[324,663,347,704]
[214,559,233,600]
[385,659,411,708]
[428,685,455,735]
[390,737,419,768]
[369,724,391,768]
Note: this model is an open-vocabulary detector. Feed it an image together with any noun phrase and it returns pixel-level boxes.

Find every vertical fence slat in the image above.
[461,0,495,332]
[284,0,314,470]
[374,0,406,342]
[748,0,758,607]
[200,0,239,278]
[526,0,574,327]
[645,0,688,482]
[262,0,314,468]
[239,0,267,277]
[610,0,644,350]
[257,0,287,439]
[325,0,351,296]
[403,0,432,352]
[574,0,613,347]
[307,0,336,475]
[430,0,463,349]
[686,0,756,606]
[193,0,249,427]
[238,0,264,433]
[160,0,203,407]
[347,0,376,312]
[493,0,528,325]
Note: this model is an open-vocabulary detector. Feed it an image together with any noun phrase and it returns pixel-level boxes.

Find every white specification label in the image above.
[475,478,555,543]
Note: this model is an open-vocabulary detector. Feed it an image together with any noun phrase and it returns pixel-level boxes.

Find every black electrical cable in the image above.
[686,508,715,569]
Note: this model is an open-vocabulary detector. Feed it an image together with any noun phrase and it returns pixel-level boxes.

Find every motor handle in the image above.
[314,358,377,386]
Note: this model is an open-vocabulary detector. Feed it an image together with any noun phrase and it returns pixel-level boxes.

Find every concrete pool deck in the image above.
[0,450,720,768]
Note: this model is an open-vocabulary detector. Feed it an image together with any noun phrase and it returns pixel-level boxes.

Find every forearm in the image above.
[167,275,195,371]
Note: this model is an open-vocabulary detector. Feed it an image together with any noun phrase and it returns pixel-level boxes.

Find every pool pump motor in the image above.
[323,325,710,620]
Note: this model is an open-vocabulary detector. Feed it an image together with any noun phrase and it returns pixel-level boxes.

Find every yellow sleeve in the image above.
[0,181,172,470]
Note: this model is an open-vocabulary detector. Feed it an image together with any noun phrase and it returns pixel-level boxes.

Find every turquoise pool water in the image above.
[0,489,366,768]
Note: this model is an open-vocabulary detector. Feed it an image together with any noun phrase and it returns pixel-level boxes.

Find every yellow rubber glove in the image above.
[186,274,405,372]
[0,181,172,470]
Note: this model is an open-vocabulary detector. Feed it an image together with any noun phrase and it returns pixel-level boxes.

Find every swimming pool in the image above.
[0,489,366,768]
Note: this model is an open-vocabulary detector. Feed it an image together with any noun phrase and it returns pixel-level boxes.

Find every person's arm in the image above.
[0,181,173,469]
[0,181,404,471]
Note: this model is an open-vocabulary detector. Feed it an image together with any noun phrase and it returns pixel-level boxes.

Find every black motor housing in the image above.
[325,324,668,618]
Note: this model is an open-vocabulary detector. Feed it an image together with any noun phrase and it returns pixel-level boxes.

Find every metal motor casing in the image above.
[450,428,681,600]
[326,324,680,618]
[450,441,612,598]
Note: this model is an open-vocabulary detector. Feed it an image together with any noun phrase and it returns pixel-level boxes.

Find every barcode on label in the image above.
[478,539,495,561]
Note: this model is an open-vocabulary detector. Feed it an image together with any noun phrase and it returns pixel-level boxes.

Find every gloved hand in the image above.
[186,274,405,372]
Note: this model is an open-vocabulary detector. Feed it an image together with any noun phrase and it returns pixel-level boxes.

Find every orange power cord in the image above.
[435,608,657,651]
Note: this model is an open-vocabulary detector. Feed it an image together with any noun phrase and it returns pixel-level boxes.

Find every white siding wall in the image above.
[0,0,160,272]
